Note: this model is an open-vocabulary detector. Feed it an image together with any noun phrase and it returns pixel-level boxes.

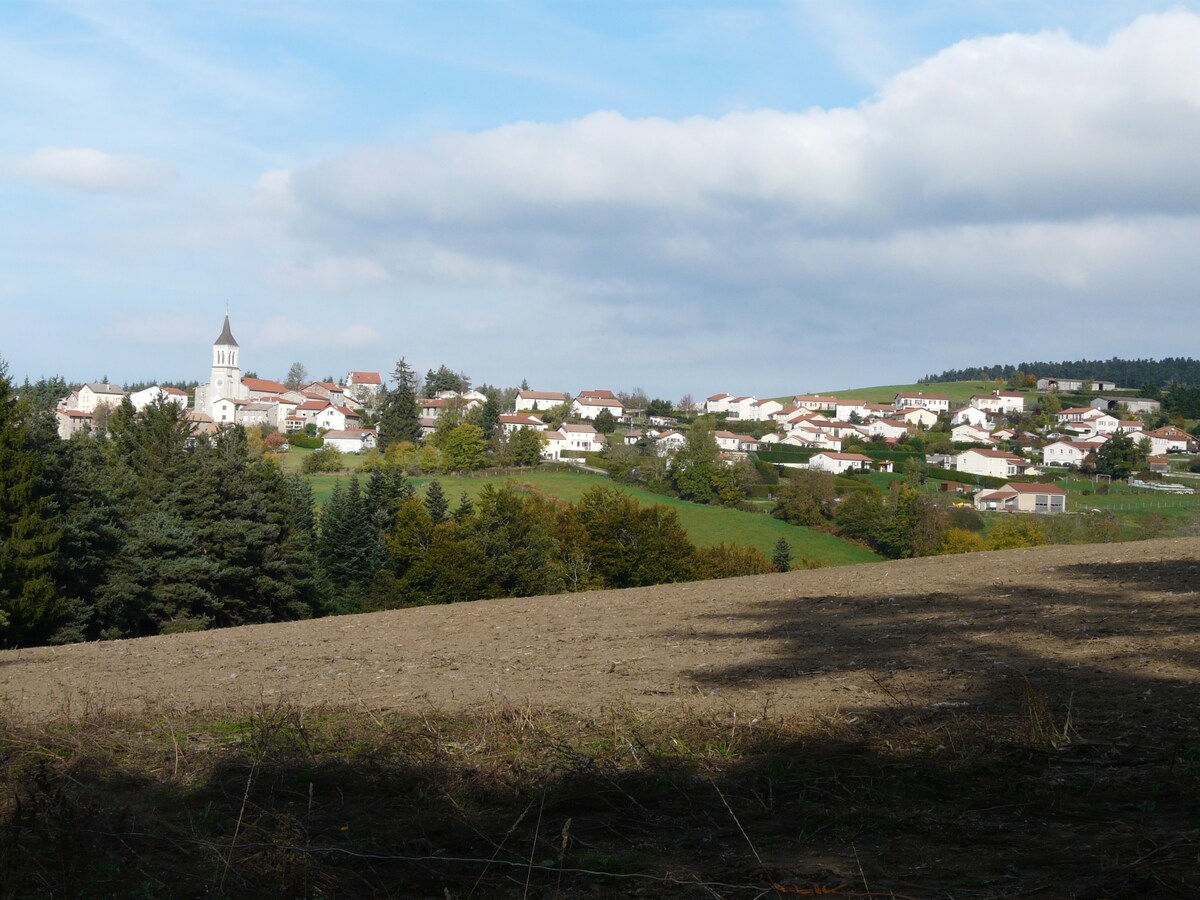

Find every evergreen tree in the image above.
[0,364,65,647]
[479,393,502,437]
[593,408,617,434]
[378,357,422,448]
[424,480,449,524]
[453,492,474,522]
[772,538,792,573]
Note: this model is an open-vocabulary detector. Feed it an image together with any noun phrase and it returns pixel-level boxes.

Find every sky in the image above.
[3,0,1200,400]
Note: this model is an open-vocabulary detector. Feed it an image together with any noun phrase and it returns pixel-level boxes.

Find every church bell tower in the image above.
[210,314,243,400]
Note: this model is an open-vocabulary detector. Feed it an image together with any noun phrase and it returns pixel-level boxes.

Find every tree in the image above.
[285,362,308,390]
[772,538,792,572]
[442,423,487,471]
[0,362,65,647]
[509,426,544,467]
[479,393,502,438]
[378,357,422,448]
[593,407,617,434]
[772,471,835,525]
[677,393,695,416]
[670,419,723,504]
[424,480,449,524]
[1096,430,1144,479]
[423,365,469,396]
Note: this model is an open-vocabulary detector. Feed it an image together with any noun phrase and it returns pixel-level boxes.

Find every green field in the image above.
[277,445,370,474]
[304,467,879,567]
[803,380,1015,404]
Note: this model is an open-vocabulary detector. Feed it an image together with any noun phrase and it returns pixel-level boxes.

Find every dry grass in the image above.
[2,696,1197,898]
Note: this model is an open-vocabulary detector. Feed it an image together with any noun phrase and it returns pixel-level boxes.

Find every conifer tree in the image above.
[378,357,422,448]
[424,480,449,524]
[772,538,792,573]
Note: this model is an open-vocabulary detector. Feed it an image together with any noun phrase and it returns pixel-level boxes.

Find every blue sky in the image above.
[3,1,1200,399]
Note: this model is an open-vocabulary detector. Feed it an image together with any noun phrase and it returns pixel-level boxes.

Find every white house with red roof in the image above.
[952,406,994,428]
[499,413,547,433]
[1042,440,1098,467]
[713,430,758,452]
[705,393,733,414]
[723,396,758,420]
[951,424,995,445]
[345,371,382,405]
[749,398,783,421]
[955,448,1038,479]
[807,451,872,474]
[242,376,290,399]
[899,407,939,428]
[1129,426,1193,456]
[793,395,839,412]
[541,423,602,460]
[860,418,909,441]
[571,395,625,420]
[970,390,1026,414]
[516,389,571,412]
[894,391,949,413]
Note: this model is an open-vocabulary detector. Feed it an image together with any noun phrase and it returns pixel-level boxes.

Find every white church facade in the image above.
[193,315,251,421]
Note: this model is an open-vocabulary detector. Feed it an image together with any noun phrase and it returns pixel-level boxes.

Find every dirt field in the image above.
[2,539,1198,898]
[3,538,1198,731]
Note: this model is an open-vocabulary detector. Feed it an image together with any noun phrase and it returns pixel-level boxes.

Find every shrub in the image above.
[302,446,344,473]
[289,433,323,449]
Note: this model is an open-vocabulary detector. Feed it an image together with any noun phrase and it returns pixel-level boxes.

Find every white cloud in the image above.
[18,146,177,193]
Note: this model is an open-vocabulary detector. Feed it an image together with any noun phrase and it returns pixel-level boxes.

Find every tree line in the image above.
[920,357,1200,391]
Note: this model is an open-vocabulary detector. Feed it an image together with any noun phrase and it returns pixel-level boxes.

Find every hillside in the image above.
[3,539,1196,898]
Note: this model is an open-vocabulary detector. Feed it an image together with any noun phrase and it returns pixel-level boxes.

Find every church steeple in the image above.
[214,314,239,348]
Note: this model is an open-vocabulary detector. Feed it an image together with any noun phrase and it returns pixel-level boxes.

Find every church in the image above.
[193,315,250,421]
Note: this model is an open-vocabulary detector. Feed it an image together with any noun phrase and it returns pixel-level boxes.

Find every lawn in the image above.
[305,467,880,567]
[277,445,371,474]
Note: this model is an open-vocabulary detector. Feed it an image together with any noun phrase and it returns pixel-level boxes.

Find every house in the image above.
[834,401,868,421]
[1132,426,1193,455]
[237,402,274,427]
[420,395,483,419]
[723,396,758,420]
[571,395,625,420]
[952,406,994,428]
[807,451,872,474]
[974,482,1067,514]
[899,407,939,428]
[345,371,383,405]
[951,424,995,445]
[55,407,92,439]
[313,404,361,432]
[893,391,949,413]
[516,390,570,412]
[1147,456,1171,474]
[130,385,189,411]
[793,395,840,412]
[1042,440,1097,468]
[705,393,734,414]
[781,429,841,452]
[303,381,349,407]
[541,423,601,460]
[499,413,546,433]
[955,448,1037,479]
[76,382,127,414]
[210,396,246,424]
[863,403,898,420]
[242,377,291,399]
[749,399,783,421]
[651,430,688,455]
[323,429,378,453]
[624,429,645,445]
[861,418,909,441]
[1057,407,1104,424]
[713,431,758,452]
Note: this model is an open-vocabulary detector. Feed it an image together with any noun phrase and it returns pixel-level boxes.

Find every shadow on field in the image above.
[2,690,1198,898]
[673,560,1200,746]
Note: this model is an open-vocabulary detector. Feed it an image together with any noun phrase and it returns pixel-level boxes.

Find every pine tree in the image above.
[772,538,792,573]
[378,357,422,449]
[424,480,449,524]
[0,361,66,647]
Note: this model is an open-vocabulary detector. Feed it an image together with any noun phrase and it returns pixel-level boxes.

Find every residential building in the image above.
[807,451,872,474]
[893,391,949,413]
[974,483,1068,514]
[516,390,570,412]
[955,448,1037,479]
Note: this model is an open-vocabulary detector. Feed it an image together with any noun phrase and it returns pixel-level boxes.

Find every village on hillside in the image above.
[49,316,1199,516]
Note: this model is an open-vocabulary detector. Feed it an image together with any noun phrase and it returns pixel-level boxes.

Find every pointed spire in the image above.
[214,314,239,347]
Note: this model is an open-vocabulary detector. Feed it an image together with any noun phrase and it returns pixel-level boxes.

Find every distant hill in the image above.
[921,357,1200,390]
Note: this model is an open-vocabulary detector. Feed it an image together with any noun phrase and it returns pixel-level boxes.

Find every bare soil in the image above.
[3,538,1199,728]
[2,538,1199,898]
